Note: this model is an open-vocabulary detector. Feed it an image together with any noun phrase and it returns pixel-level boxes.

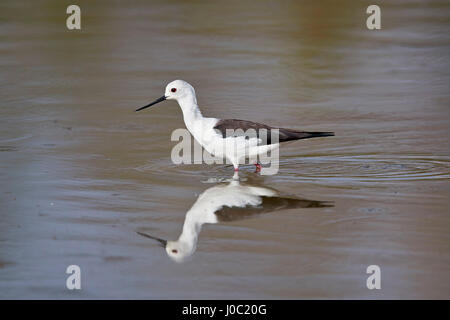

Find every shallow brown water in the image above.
[1,0,449,299]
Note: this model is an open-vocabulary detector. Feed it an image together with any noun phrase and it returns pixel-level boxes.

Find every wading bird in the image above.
[136,80,334,172]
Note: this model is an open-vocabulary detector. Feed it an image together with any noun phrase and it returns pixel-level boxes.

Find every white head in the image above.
[135,79,196,112]
[136,231,195,263]
[164,80,196,101]
[165,240,196,263]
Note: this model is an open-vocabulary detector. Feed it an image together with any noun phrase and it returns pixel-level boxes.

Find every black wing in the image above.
[213,119,334,145]
[216,195,333,222]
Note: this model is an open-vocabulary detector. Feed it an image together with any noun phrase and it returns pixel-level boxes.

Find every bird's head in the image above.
[135,79,195,112]
[137,231,195,263]
[165,240,195,263]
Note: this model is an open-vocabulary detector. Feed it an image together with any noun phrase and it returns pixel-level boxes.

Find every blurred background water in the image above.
[0,0,449,298]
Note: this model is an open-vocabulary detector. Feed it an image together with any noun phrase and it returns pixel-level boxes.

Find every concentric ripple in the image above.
[131,154,450,185]
[279,154,450,183]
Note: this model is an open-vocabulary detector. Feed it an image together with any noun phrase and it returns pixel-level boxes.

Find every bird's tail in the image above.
[303,131,335,138]
[278,129,334,142]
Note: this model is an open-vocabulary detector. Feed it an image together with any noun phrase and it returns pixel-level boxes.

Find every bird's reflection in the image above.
[138,172,332,263]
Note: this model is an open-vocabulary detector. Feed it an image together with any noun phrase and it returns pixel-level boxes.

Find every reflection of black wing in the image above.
[213,119,334,145]
[216,196,333,222]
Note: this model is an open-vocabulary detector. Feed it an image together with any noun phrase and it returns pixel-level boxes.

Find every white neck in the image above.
[176,93,203,128]
[176,210,202,255]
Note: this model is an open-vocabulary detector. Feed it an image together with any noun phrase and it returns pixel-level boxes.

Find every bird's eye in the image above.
[171,88,177,93]
[171,249,178,254]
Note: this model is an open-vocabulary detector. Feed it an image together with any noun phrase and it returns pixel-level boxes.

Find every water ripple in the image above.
[131,154,450,184]
[280,154,450,183]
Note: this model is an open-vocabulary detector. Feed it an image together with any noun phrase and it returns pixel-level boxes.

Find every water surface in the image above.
[1,0,449,299]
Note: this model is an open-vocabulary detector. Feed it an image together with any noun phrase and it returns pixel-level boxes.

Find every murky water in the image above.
[1,0,449,299]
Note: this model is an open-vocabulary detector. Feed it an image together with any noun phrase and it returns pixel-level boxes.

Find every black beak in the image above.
[135,95,166,112]
[137,231,167,247]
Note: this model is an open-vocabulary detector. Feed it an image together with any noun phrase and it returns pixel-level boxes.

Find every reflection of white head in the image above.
[165,240,196,263]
